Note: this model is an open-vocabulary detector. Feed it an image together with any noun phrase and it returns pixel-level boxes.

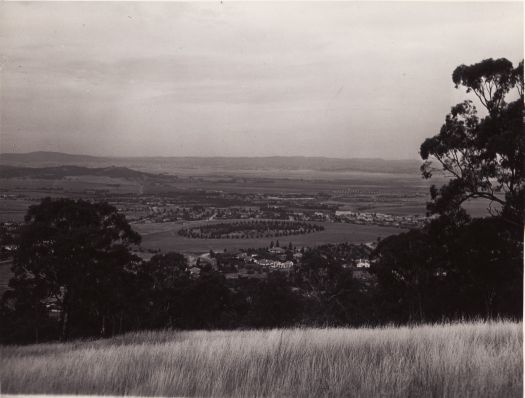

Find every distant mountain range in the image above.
[0,164,159,180]
[0,152,422,175]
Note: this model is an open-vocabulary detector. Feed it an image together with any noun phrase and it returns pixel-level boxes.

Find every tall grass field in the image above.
[0,321,521,397]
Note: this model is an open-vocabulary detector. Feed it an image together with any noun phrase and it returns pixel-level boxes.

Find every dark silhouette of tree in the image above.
[179,270,233,329]
[322,269,372,327]
[141,252,189,328]
[373,58,524,324]
[0,273,57,344]
[420,58,524,225]
[371,213,522,322]
[445,217,522,318]
[2,198,141,341]
[512,60,524,97]
[371,229,438,322]
[248,272,302,327]
[451,58,515,115]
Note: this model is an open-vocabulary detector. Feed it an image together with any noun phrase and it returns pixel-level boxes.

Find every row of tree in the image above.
[178,220,324,239]
[0,208,365,344]
[2,203,520,345]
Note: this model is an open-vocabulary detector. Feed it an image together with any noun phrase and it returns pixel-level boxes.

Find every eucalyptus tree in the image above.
[420,58,524,225]
[4,198,141,341]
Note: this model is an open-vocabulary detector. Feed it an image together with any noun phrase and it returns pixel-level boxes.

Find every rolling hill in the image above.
[0,152,422,175]
[0,165,161,181]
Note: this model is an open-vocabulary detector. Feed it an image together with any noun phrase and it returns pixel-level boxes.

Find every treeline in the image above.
[372,214,522,322]
[0,198,521,345]
[0,197,369,343]
[178,220,324,239]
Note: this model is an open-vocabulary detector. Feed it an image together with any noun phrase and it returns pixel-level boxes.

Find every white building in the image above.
[355,259,371,269]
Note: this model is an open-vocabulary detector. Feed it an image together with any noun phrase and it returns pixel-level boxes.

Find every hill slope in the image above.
[0,321,521,397]
[0,165,159,180]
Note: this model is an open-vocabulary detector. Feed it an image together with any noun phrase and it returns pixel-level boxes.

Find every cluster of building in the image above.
[0,222,19,258]
[180,241,376,284]
[121,193,427,230]
[237,247,296,271]
[334,211,427,228]
[85,189,430,231]
[131,203,428,228]
[184,246,299,279]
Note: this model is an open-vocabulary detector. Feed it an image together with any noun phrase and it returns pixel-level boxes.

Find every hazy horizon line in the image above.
[0,150,423,162]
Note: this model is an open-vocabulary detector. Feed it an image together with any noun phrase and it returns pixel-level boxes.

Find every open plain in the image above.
[134,220,403,253]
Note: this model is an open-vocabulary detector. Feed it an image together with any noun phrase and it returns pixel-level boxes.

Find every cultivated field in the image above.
[0,321,521,397]
[0,198,34,222]
[134,220,403,253]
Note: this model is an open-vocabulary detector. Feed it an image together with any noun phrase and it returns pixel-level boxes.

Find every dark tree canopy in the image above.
[3,198,141,341]
[451,58,515,115]
[370,57,525,324]
[371,215,522,322]
[421,58,524,225]
[512,60,524,97]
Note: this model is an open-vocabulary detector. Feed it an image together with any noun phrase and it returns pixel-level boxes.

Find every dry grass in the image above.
[0,320,522,397]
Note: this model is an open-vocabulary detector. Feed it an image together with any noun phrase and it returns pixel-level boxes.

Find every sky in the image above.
[0,2,523,159]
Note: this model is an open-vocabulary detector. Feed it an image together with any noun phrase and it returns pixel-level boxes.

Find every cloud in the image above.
[0,2,522,158]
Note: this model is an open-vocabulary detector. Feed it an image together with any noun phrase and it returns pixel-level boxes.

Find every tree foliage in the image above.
[420,58,524,225]
[372,58,524,324]
[371,215,522,322]
[2,198,141,341]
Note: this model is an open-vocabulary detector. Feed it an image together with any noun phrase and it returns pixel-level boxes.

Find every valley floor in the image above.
[0,321,522,397]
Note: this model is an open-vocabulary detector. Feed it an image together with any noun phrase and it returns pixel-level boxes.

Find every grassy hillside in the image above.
[0,321,521,397]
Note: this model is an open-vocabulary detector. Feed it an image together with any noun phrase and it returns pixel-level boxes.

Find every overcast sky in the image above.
[0,2,522,159]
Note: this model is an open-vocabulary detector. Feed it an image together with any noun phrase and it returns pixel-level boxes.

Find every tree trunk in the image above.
[485,289,495,319]
[59,288,70,341]
[417,289,424,323]
[100,315,106,337]
[60,309,69,341]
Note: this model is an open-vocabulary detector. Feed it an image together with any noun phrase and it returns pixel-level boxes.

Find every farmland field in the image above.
[0,320,521,397]
[134,220,403,253]
[361,197,494,217]
[0,176,142,195]
[0,199,33,222]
